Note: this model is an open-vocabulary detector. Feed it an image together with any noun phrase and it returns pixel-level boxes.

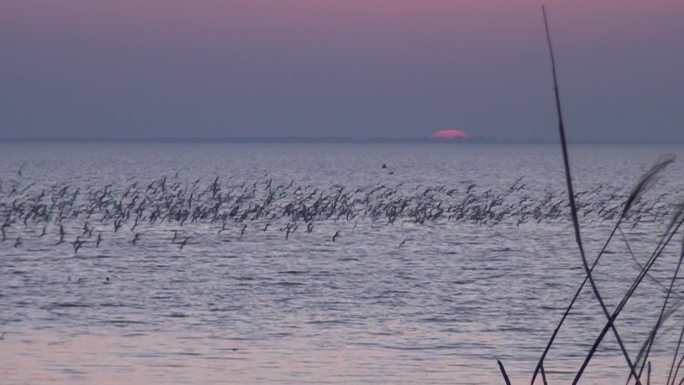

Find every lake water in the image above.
[1,142,684,384]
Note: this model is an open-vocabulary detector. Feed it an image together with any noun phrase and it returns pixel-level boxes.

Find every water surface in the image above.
[1,143,684,384]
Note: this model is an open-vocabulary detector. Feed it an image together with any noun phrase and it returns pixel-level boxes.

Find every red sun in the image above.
[432,129,468,139]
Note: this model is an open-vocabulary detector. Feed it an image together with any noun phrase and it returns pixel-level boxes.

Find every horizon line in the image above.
[0,136,681,145]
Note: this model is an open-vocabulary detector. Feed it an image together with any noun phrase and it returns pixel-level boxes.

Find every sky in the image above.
[1,0,683,142]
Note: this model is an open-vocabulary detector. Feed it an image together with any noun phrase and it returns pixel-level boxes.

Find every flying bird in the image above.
[179,237,190,251]
[73,238,85,253]
[17,163,26,177]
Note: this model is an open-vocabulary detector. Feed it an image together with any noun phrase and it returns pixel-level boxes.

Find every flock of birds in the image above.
[0,168,678,254]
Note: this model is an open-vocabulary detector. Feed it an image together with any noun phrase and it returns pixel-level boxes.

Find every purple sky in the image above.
[1,0,683,141]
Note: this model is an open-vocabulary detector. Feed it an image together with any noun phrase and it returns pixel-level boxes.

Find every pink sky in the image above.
[1,0,683,141]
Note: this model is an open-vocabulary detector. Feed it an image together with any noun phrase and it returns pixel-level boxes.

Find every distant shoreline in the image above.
[0,137,681,145]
